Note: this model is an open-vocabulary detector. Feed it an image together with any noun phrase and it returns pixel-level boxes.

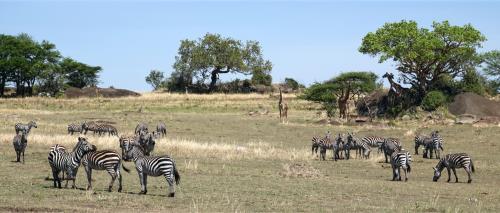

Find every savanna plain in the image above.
[0,93,499,212]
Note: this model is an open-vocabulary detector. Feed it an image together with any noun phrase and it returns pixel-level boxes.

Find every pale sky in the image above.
[1,0,499,91]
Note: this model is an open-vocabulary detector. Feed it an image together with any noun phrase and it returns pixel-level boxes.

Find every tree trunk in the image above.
[0,80,4,97]
[209,70,218,93]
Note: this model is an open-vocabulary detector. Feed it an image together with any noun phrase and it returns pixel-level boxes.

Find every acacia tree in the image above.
[482,50,500,93]
[145,69,165,90]
[302,72,377,119]
[60,58,101,88]
[359,20,485,99]
[172,33,272,92]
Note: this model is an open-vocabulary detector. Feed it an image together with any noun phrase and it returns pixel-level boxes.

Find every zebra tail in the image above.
[173,162,181,185]
[122,163,130,173]
[471,159,475,173]
[406,152,411,173]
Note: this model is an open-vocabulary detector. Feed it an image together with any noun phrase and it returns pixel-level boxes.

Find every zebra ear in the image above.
[432,167,436,171]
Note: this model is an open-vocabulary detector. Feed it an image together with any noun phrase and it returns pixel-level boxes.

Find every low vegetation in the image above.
[1,93,499,212]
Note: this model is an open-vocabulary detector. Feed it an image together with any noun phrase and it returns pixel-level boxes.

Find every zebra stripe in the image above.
[361,136,385,148]
[15,121,37,135]
[390,150,412,181]
[414,134,430,155]
[381,138,402,163]
[425,131,444,159]
[119,134,155,156]
[48,137,96,189]
[82,150,130,192]
[347,133,371,159]
[13,132,28,163]
[433,153,474,183]
[82,121,99,135]
[120,139,180,197]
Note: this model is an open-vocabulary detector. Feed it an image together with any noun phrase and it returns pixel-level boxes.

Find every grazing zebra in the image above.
[13,132,28,163]
[424,131,444,159]
[414,134,431,155]
[15,121,37,135]
[156,122,167,137]
[361,136,386,148]
[82,121,99,135]
[347,132,371,159]
[82,150,130,192]
[381,138,402,163]
[48,137,96,189]
[135,123,148,135]
[433,153,475,183]
[390,150,412,181]
[67,123,83,135]
[97,124,118,136]
[120,139,180,197]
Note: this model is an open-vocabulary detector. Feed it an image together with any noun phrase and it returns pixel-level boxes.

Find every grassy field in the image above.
[0,93,499,212]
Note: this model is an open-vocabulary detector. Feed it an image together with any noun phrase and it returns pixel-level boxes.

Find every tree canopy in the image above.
[359,20,485,97]
[145,69,165,90]
[172,33,272,92]
[0,33,101,97]
[481,50,500,92]
[302,71,378,119]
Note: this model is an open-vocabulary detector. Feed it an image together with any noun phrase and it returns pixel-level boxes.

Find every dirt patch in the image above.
[448,92,500,119]
[64,87,140,98]
[280,163,321,178]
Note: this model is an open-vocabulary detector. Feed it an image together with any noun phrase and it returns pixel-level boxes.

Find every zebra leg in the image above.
[85,166,92,190]
[403,166,408,182]
[138,172,147,194]
[16,151,20,162]
[397,167,402,181]
[446,167,451,182]
[117,169,123,192]
[165,174,175,197]
[107,167,117,192]
[415,145,419,155]
[466,167,472,183]
[22,151,25,164]
[51,168,60,188]
[452,168,458,183]
[429,148,434,159]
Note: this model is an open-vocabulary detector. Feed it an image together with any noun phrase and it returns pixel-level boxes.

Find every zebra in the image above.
[135,122,148,135]
[119,133,155,156]
[312,131,332,157]
[156,121,167,137]
[15,121,37,135]
[13,132,28,163]
[414,134,430,155]
[82,121,99,135]
[82,150,130,192]
[381,138,402,163]
[67,123,83,135]
[424,131,444,159]
[390,149,412,181]
[120,138,180,197]
[50,144,66,153]
[318,137,333,161]
[433,153,475,183]
[48,137,96,189]
[96,124,118,136]
[361,136,386,154]
[347,132,371,159]
[333,134,345,161]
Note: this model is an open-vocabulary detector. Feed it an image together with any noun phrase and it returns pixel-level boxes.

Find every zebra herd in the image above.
[11,120,180,197]
[311,130,476,183]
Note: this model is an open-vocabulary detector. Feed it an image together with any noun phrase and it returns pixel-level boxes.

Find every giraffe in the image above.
[383,72,414,109]
[382,72,406,97]
[278,88,288,123]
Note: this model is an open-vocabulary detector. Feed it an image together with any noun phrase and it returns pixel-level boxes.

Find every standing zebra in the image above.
[82,121,99,135]
[15,121,37,135]
[390,149,412,181]
[318,137,333,161]
[135,122,148,135]
[13,132,28,163]
[119,133,155,156]
[156,121,167,137]
[424,131,444,159]
[97,124,118,136]
[311,131,331,157]
[120,139,180,197]
[48,137,96,189]
[333,134,345,161]
[381,138,402,163]
[414,134,431,155]
[82,150,130,192]
[347,132,371,159]
[433,153,475,183]
[361,136,385,154]
[67,123,83,135]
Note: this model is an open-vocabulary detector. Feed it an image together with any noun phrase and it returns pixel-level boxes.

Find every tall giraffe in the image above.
[382,72,406,97]
[278,88,288,123]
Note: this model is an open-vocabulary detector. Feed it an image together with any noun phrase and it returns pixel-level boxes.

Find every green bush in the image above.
[421,91,447,111]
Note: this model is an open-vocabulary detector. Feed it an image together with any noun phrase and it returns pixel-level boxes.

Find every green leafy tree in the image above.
[172,33,272,92]
[60,58,101,89]
[481,50,500,93]
[283,78,303,90]
[302,71,378,119]
[0,34,17,96]
[145,69,165,90]
[251,68,272,86]
[359,20,485,99]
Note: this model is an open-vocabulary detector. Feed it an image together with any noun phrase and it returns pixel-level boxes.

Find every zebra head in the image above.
[120,139,144,161]
[29,121,37,128]
[76,137,96,153]
[335,133,344,145]
[432,167,442,182]
[139,132,155,156]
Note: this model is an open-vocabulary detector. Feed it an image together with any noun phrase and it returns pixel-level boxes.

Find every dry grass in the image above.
[1,94,500,212]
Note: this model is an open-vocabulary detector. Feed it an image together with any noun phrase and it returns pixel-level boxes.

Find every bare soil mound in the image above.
[65,87,140,98]
[448,92,500,118]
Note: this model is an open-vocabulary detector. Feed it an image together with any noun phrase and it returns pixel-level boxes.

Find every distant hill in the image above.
[64,87,140,98]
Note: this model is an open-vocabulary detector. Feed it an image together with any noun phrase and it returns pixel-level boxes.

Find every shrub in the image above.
[421,91,447,111]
